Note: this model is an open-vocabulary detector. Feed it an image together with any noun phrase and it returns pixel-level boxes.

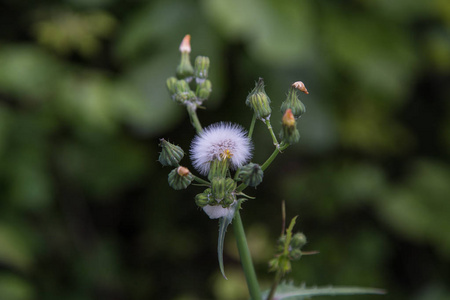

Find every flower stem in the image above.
[192,175,210,185]
[248,113,257,139]
[233,207,262,300]
[186,103,203,134]
[261,142,289,171]
[264,119,279,148]
[266,270,282,300]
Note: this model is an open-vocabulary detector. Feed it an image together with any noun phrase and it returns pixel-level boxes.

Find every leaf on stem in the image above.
[262,282,386,300]
[217,201,238,279]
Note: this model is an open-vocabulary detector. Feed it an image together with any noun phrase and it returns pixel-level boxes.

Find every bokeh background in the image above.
[1,0,450,299]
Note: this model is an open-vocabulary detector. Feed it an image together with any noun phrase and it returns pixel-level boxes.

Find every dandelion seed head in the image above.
[190,122,253,175]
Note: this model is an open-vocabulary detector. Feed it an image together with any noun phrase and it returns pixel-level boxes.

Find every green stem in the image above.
[266,270,282,300]
[248,113,257,139]
[261,143,289,171]
[233,208,262,300]
[186,103,203,134]
[264,119,279,148]
[192,175,210,185]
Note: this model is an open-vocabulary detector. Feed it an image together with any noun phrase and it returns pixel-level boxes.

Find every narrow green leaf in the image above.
[217,202,238,280]
[262,282,385,300]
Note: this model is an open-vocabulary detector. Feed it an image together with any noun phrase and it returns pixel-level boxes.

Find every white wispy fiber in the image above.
[190,122,253,176]
[202,205,232,219]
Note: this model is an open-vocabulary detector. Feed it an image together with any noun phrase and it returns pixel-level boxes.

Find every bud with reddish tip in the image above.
[281,81,307,119]
[280,109,300,144]
[176,35,194,80]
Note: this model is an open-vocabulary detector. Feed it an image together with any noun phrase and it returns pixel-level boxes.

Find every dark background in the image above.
[0,0,449,299]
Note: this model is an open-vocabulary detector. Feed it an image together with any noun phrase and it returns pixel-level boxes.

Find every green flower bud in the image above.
[166,77,178,96]
[238,163,263,187]
[211,177,226,201]
[290,232,307,249]
[196,79,212,101]
[194,56,210,83]
[280,109,300,144]
[222,193,235,207]
[224,178,237,193]
[195,192,210,207]
[175,79,190,93]
[174,80,192,104]
[158,139,184,167]
[177,36,194,80]
[246,78,272,120]
[168,166,193,190]
[290,248,302,260]
[281,86,306,119]
[277,235,287,252]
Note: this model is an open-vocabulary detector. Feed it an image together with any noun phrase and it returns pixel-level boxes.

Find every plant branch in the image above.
[233,207,262,300]
[186,103,203,134]
[248,113,257,139]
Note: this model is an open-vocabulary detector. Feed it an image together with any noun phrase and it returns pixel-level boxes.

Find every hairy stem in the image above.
[261,142,289,171]
[186,103,203,134]
[233,208,262,300]
[248,113,257,139]
[192,175,210,185]
[266,270,282,300]
[264,119,279,148]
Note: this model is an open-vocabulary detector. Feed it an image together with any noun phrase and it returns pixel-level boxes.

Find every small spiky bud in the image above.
[194,56,210,84]
[246,78,272,121]
[280,109,300,144]
[291,232,307,249]
[168,166,193,190]
[290,248,302,260]
[238,163,264,187]
[158,139,184,167]
[281,84,306,119]
[176,35,194,80]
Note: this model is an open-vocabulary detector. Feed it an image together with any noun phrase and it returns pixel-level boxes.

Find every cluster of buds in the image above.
[269,231,308,274]
[279,81,309,144]
[158,139,193,190]
[166,35,212,107]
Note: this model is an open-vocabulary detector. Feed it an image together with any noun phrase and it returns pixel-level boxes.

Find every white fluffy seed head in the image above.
[190,122,253,176]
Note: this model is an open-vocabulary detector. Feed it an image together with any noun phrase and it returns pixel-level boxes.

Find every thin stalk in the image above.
[266,270,282,300]
[192,175,210,185]
[264,119,279,148]
[261,142,289,171]
[186,103,203,134]
[248,113,257,139]
[233,208,262,300]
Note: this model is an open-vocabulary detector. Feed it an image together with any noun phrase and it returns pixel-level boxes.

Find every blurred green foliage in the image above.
[0,0,449,299]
